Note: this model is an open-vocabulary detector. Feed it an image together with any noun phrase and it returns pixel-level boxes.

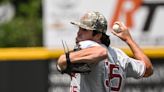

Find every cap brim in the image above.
[70,21,80,26]
[70,21,94,30]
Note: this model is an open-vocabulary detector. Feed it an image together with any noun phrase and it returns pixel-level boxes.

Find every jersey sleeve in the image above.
[125,58,146,78]
[113,47,146,79]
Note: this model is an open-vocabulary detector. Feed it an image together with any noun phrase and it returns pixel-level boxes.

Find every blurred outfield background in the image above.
[0,0,164,92]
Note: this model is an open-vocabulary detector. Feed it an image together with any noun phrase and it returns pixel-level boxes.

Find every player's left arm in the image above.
[57,46,108,71]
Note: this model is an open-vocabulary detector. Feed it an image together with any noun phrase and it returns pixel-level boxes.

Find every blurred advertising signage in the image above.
[43,0,164,48]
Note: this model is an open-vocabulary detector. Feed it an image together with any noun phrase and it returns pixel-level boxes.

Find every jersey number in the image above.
[109,64,122,91]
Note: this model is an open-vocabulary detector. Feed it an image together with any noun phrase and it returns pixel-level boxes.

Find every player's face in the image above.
[76,27,94,43]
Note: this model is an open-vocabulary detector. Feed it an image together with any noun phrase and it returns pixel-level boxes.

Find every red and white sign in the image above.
[43,0,164,48]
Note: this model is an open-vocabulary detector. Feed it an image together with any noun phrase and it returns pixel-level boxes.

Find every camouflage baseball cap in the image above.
[71,11,107,33]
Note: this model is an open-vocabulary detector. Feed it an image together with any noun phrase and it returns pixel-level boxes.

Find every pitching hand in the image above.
[111,21,133,43]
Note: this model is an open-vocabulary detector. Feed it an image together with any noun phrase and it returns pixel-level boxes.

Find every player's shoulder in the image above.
[109,46,123,52]
[79,40,100,49]
[109,46,128,57]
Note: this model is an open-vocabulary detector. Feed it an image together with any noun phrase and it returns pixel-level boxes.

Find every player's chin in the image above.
[76,38,82,43]
[76,37,88,43]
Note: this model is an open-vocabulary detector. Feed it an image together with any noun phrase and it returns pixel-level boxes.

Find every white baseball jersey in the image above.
[70,40,146,92]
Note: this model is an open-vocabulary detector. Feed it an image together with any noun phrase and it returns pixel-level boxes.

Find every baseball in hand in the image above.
[112,24,121,33]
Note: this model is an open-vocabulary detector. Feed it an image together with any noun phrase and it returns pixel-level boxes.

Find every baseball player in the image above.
[57,11,153,92]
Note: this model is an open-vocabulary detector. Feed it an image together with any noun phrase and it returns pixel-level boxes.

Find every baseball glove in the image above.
[57,52,91,75]
[57,41,91,75]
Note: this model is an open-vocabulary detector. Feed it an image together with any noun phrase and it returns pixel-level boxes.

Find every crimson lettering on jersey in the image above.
[105,79,109,87]
[71,73,76,80]
[104,61,110,88]
[70,86,78,92]
[109,64,122,91]
[104,62,123,91]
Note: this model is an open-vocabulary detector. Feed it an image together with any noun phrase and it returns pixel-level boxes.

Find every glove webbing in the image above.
[61,52,72,74]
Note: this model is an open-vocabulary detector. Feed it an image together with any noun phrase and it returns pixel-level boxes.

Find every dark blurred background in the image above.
[0,1,48,92]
